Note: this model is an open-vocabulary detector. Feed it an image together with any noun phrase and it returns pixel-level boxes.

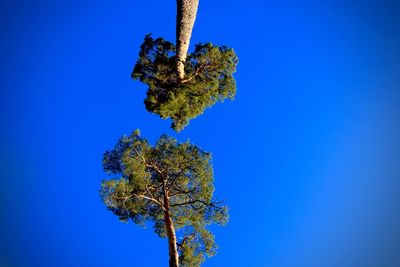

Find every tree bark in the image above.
[164,188,179,267]
[176,0,199,81]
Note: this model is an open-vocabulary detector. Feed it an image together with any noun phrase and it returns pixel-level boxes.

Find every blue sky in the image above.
[1,0,400,266]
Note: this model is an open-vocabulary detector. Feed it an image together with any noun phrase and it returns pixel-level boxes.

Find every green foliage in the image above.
[132,34,238,131]
[100,129,228,266]
[178,227,219,267]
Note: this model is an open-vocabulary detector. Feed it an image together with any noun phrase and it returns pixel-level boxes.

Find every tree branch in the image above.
[169,188,195,197]
[133,147,166,178]
[112,193,166,212]
[180,63,210,84]
[171,199,221,208]
[167,168,187,192]
[177,232,198,249]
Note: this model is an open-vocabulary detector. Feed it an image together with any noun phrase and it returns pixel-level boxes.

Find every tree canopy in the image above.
[100,129,228,266]
[132,34,238,132]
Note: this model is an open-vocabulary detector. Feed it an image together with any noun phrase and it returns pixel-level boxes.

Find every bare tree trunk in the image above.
[176,0,199,81]
[164,189,179,267]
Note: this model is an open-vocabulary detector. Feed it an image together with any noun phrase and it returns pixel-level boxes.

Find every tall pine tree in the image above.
[100,130,228,267]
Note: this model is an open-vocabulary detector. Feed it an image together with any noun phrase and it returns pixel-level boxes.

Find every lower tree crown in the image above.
[100,129,228,266]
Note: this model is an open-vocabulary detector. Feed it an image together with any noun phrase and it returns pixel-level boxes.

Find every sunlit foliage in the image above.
[100,129,228,266]
[132,35,238,131]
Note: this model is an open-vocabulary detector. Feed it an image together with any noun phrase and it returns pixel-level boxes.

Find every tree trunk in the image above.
[176,0,199,81]
[164,191,179,267]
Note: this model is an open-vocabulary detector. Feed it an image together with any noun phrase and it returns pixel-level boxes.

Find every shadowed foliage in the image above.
[100,129,228,266]
[132,34,238,132]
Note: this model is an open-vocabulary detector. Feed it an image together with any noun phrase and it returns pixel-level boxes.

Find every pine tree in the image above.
[100,129,228,267]
[132,35,238,131]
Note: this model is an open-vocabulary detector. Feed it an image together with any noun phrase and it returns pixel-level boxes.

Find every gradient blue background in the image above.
[1,0,400,266]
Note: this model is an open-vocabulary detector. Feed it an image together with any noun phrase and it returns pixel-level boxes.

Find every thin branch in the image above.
[171,199,221,208]
[145,186,163,207]
[180,63,210,84]
[177,232,198,249]
[112,193,166,212]
[136,194,166,211]
[167,168,186,192]
[133,147,165,177]
[169,188,195,197]
[133,147,148,165]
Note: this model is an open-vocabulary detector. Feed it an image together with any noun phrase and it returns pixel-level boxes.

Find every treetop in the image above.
[132,34,238,132]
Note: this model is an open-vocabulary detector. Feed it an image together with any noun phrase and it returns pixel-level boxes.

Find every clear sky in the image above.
[1,0,400,266]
